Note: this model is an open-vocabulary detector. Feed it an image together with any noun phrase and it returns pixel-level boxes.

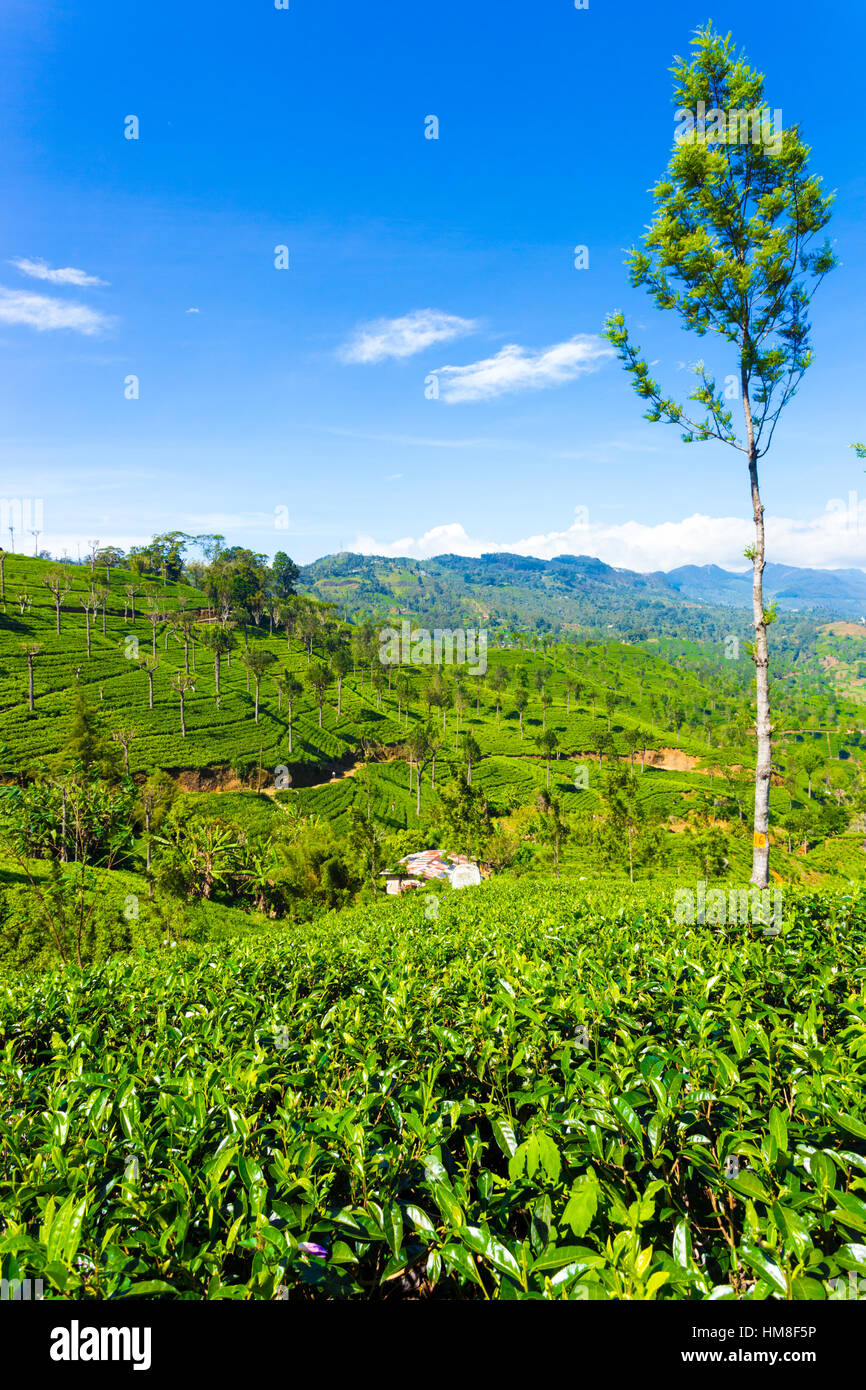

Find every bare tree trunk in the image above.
[747,439,771,889]
[145,802,153,898]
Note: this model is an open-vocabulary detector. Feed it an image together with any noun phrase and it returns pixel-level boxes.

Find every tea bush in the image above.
[1,879,864,1300]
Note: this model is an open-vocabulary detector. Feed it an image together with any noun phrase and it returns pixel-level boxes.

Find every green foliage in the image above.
[604,23,835,453]
[0,879,863,1300]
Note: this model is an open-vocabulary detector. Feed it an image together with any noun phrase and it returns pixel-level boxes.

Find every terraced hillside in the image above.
[2,552,864,898]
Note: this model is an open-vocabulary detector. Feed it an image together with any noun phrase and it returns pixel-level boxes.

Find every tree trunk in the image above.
[747,441,771,889]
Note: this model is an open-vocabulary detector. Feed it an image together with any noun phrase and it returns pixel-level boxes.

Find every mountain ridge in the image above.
[299,550,866,634]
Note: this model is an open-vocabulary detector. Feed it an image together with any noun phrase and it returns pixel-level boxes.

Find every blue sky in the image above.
[1,0,864,572]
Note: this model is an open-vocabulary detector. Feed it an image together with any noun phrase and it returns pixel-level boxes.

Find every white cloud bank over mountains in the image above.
[355,501,866,572]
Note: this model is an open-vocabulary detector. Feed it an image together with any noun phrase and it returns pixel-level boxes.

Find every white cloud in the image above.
[355,522,488,559]
[10,258,107,287]
[431,334,615,403]
[186,307,200,314]
[338,309,477,364]
[0,288,112,335]
[353,502,866,572]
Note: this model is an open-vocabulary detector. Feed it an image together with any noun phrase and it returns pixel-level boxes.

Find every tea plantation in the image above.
[1,880,864,1301]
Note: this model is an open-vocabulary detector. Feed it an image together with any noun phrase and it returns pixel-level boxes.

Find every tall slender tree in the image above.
[604,24,835,887]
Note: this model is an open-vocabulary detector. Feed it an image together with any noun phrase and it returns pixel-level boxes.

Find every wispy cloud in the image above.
[0,288,112,335]
[338,308,478,364]
[10,258,108,287]
[431,334,615,403]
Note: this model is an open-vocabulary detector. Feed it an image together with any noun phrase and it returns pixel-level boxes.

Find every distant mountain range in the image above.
[299,551,866,638]
[663,562,866,613]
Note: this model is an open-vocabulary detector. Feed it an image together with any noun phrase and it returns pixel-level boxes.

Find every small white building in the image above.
[381,849,482,894]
